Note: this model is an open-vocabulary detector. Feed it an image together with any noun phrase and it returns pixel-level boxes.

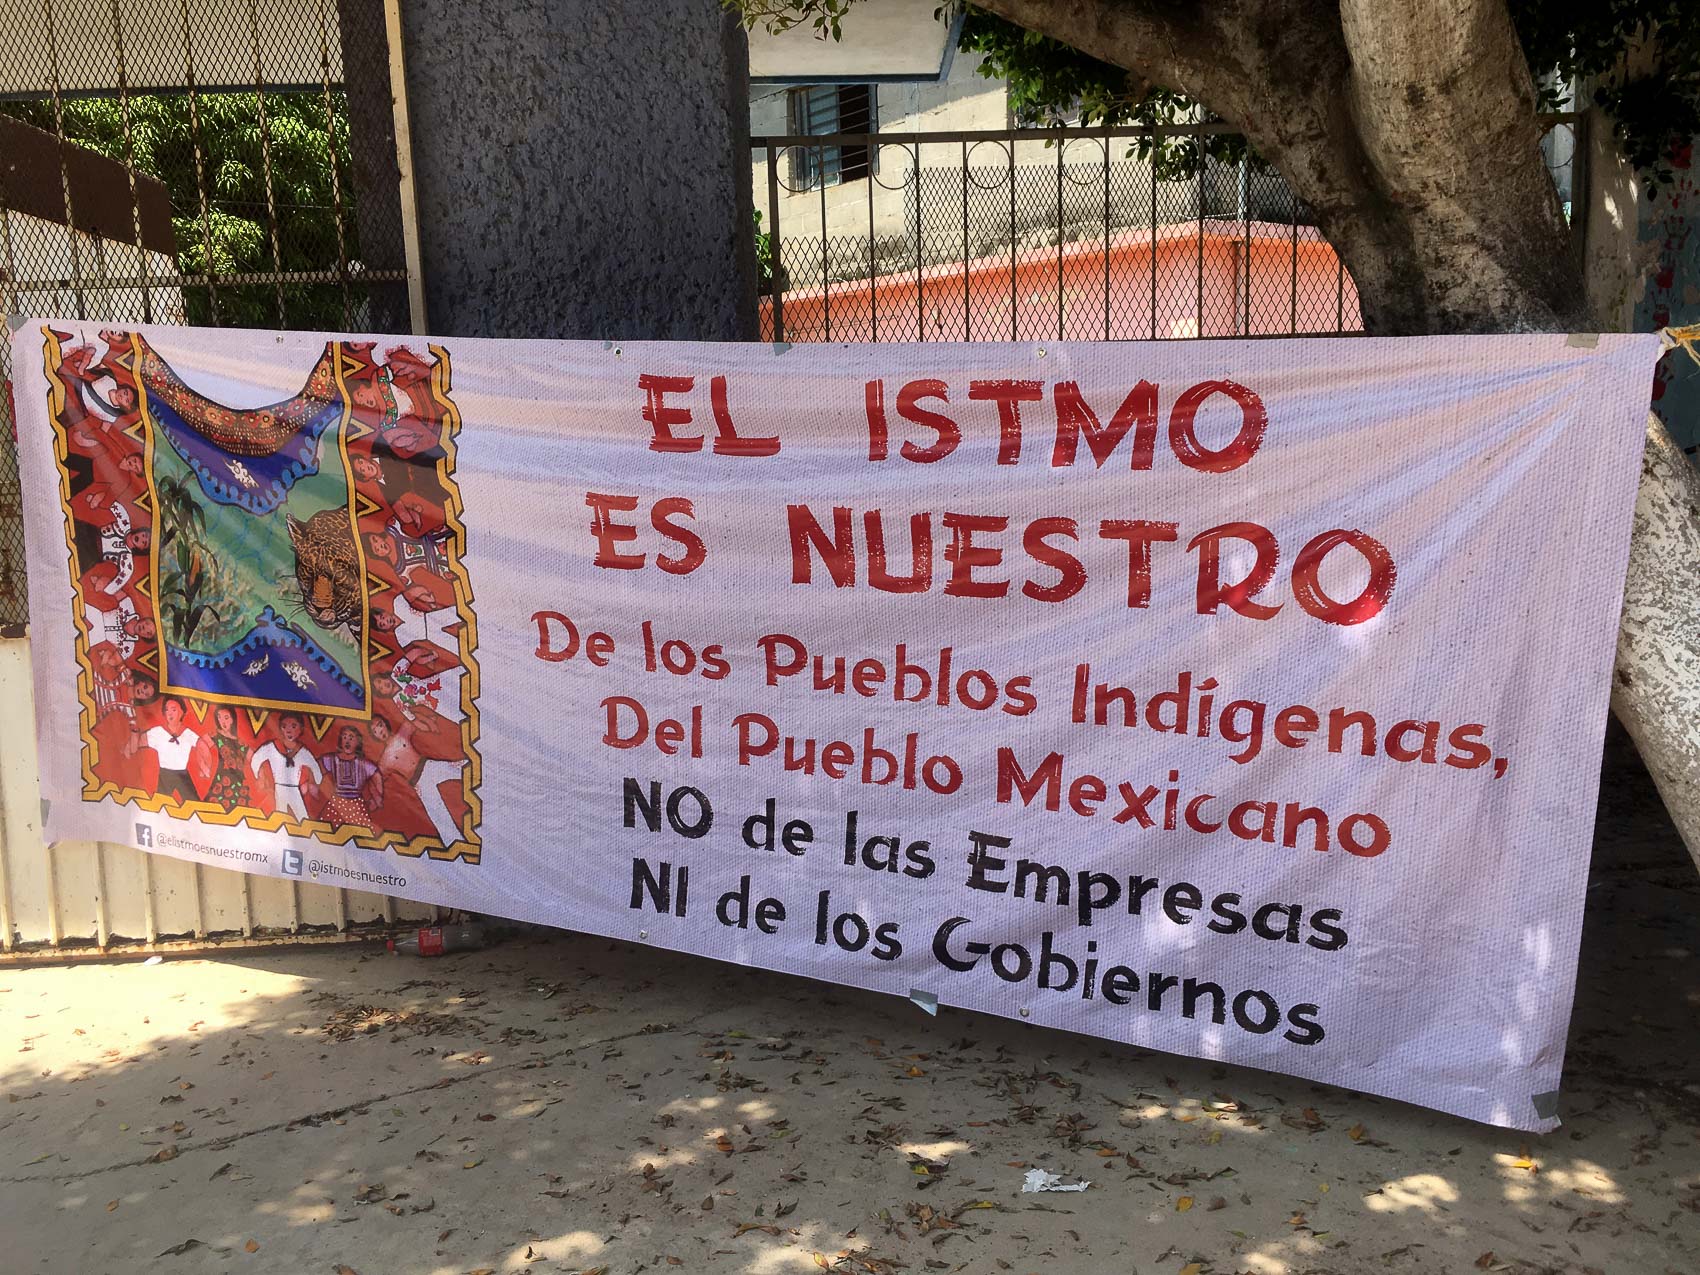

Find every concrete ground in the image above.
[3,735,1699,1275]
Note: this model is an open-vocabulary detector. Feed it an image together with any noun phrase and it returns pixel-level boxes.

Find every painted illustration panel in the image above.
[43,329,482,861]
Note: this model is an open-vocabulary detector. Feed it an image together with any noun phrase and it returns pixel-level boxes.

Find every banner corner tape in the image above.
[1565,332,1600,349]
[908,989,939,1017]
[1530,1090,1561,1120]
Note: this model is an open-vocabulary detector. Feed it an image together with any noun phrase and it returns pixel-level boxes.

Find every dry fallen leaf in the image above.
[243,1239,259,1253]
[1475,1255,1497,1271]
[1347,1122,1366,1141]
[105,1200,119,1212]
[1180,1265,1204,1275]
[1176,1195,1194,1212]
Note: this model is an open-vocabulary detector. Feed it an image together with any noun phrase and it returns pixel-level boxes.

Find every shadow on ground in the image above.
[2,728,1697,1275]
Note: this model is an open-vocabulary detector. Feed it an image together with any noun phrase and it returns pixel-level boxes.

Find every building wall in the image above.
[747,60,1295,308]
[750,52,1007,245]
[762,223,1360,343]
[5,214,184,325]
[402,0,757,341]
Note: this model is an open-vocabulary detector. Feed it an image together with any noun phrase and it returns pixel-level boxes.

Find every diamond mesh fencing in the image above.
[0,0,413,628]
[754,122,1580,348]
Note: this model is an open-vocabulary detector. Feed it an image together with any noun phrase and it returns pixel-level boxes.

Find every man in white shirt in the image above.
[97,501,149,593]
[144,697,203,804]
[248,712,323,820]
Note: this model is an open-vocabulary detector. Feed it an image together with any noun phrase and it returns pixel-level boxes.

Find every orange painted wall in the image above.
[762,221,1361,343]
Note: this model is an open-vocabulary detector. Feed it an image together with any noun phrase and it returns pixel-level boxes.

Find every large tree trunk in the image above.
[972,0,1700,863]
[1615,414,1700,860]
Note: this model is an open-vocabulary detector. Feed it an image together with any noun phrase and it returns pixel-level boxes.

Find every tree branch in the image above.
[968,0,1222,100]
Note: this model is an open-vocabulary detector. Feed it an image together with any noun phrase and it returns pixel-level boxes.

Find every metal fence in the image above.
[0,0,423,629]
[753,118,1583,345]
[0,0,437,956]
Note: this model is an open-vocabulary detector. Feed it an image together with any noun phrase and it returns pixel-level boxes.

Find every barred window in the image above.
[787,84,876,189]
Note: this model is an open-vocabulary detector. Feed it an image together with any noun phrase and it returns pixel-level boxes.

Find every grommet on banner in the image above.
[908,989,938,1017]
[1564,333,1600,349]
[1019,1007,1030,1018]
[638,929,649,940]
[1530,1090,1560,1120]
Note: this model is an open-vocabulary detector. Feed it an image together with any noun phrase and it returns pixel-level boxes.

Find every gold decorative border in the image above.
[428,345,485,850]
[43,327,483,864]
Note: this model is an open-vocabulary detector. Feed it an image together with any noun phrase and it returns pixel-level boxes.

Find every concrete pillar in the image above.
[397,0,758,341]
[1580,105,1653,334]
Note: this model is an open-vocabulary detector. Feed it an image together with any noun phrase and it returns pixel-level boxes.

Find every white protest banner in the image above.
[11,320,1661,1129]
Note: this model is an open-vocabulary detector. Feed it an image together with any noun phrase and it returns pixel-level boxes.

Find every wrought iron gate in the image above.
[752,118,1583,345]
[0,0,433,956]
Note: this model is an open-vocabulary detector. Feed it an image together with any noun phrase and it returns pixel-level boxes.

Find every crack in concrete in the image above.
[2,1011,716,1186]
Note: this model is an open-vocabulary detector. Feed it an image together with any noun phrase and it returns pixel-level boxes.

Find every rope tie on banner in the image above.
[1659,323,1700,368]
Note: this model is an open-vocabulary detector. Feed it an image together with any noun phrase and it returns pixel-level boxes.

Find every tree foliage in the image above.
[1,91,356,328]
[1512,1,1698,182]
[956,8,1253,177]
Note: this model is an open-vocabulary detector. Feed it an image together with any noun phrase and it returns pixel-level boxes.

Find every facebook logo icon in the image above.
[135,823,153,848]
[281,849,304,877]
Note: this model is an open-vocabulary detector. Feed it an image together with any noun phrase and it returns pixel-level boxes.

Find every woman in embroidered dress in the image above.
[318,724,384,831]
[205,705,251,812]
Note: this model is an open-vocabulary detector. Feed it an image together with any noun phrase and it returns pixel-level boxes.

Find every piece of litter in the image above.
[143,956,164,967]
[1021,1168,1089,1193]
